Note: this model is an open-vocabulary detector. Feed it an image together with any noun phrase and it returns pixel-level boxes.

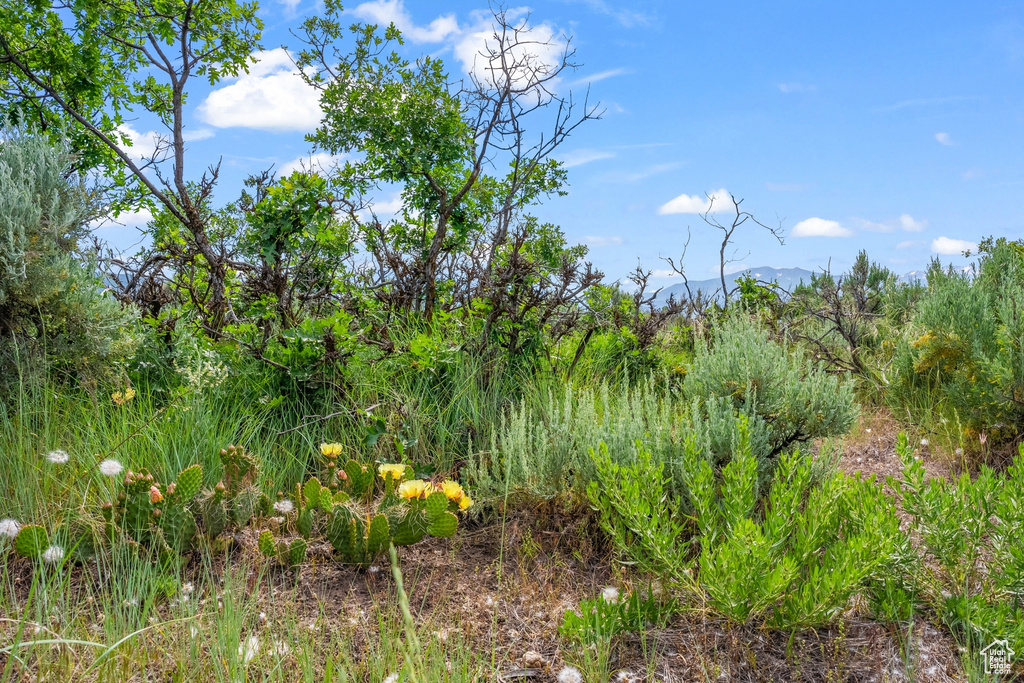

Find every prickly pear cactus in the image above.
[14,525,48,559]
[220,445,258,496]
[344,460,374,499]
[198,482,229,538]
[110,465,203,555]
[258,529,307,567]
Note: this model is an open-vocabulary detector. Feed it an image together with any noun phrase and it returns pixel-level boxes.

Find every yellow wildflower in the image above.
[458,496,473,511]
[440,480,464,502]
[112,387,136,406]
[398,479,429,499]
[378,463,407,481]
[320,442,343,458]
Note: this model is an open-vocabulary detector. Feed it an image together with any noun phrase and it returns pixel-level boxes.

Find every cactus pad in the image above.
[175,465,203,502]
[14,525,48,559]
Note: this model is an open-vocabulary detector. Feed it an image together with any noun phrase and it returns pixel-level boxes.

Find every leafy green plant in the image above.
[889,433,1024,654]
[589,416,900,630]
[891,238,1024,448]
[586,441,693,586]
[559,587,675,683]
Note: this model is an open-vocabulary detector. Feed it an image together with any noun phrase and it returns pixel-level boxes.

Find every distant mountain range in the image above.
[652,266,814,306]
[650,265,948,306]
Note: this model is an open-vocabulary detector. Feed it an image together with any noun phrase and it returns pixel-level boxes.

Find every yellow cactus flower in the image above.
[378,463,407,481]
[458,496,473,511]
[320,442,343,458]
[440,480,464,502]
[398,479,429,499]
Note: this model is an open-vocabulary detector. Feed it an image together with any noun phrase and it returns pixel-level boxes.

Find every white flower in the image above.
[601,586,620,602]
[238,635,260,663]
[557,666,583,683]
[99,459,123,477]
[0,519,20,539]
[273,500,294,514]
[955,448,963,455]
[181,582,194,597]
[920,439,929,447]
[271,639,290,657]
[383,674,399,683]
[45,450,70,464]
[42,545,65,564]
[864,429,872,434]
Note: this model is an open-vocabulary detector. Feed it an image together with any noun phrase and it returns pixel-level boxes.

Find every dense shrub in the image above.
[683,313,857,481]
[587,418,903,629]
[466,378,684,500]
[0,127,136,384]
[890,434,1024,654]
[891,238,1024,444]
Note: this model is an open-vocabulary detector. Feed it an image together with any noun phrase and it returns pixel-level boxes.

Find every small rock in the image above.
[522,651,546,669]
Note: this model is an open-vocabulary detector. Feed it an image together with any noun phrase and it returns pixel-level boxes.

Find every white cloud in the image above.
[571,68,631,86]
[183,128,215,142]
[351,0,459,42]
[278,152,344,177]
[778,82,815,93]
[117,124,166,161]
[853,214,928,233]
[585,235,623,247]
[791,217,852,238]
[658,188,731,215]
[560,148,614,168]
[351,3,568,98]
[856,219,892,232]
[931,236,977,255]
[896,240,923,249]
[90,206,154,230]
[650,269,682,279]
[899,214,928,232]
[370,192,404,215]
[198,49,322,132]
[935,132,953,146]
[278,0,301,11]
[569,0,653,27]
[453,9,567,92]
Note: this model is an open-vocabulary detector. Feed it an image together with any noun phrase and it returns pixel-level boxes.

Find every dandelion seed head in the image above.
[238,634,260,663]
[557,666,583,683]
[383,674,399,683]
[0,519,20,539]
[45,450,70,464]
[42,545,64,564]
[273,500,294,514]
[920,438,929,447]
[99,459,123,477]
[602,586,620,602]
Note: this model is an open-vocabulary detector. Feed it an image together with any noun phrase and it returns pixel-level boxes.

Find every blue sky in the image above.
[99,0,1024,285]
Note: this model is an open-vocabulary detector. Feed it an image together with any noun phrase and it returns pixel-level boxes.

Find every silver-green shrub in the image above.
[466,377,687,499]
[0,126,136,379]
[684,313,857,480]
